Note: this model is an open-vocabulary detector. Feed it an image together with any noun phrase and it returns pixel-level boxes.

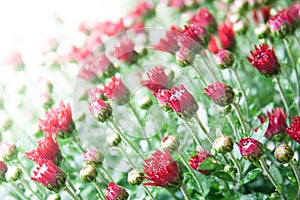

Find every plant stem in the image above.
[259,158,287,200]
[118,146,156,200]
[179,154,205,195]
[65,186,80,200]
[274,77,289,116]
[93,181,106,200]
[20,179,42,199]
[183,120,205,149]
[283,38,300,113]
[232,102,247,136]
[231,68,250,120]
[72,135,85,153]
[128,102,151,147]
[11,183,27,199]
[142,185,156,200]
[194,115,213,144]
[289,160,300,198]
[119,145,137,168]
[226,115,239,141]
[67,179,83,200]
[228,152,242,182]
[180,184,192,200]
[100,165,114,183]
[191,64,207,87]
[110,119,144,160]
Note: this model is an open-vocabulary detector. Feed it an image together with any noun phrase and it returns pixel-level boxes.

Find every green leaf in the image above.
[269,164,283,185]
[212,171,234,182]
[240,168,262,186]
[197,157,224,171]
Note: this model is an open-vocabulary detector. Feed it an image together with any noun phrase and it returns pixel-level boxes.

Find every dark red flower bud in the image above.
[237,138,264,162]
[204,82,235,107]
[106,182,129,200]
[189,150,212,175]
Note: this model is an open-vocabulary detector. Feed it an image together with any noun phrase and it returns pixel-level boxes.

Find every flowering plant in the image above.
[1,0,300,200]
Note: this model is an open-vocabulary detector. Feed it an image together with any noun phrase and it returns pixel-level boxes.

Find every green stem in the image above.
[231,68,250,120]
[283,38,300,113]
[226,115,239,141]
[128,102,151,147]
[93,181,106,200]
[67,179,83,200]
[191,64,207,87]
[11,183,26,199]
[289,160,300,199]
[194,115,213,144]
[183,120,205,149]
[65,186,80,200]
[201,56,219,81]
[259,158,287,200]
[228,152,243,182]
[72,135,85,153]
[119,146,137,168]
[274,77,289,116]
[20,179,42,199]
[110,120,144,160]
[232,102,247,136]
[100,165,114,183]
[180,185,192,200]
[142,185,156,200]
[179,154,205,195]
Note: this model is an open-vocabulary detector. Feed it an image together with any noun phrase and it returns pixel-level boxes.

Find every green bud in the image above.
[106,133,122,147]
[274,144,294,164]
[5,166,22,182]
[161,136,180,153]
[127,169,144,186]
[138,97,153,110]
[213,135,234,154]
[80,165,98,182]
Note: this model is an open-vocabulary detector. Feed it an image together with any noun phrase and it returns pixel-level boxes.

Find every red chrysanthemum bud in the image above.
[214,49,235,69]
[127,169,144,186]
[288,2,300,24]
[189,8,217,33]
[106,182,129,200]
[0,141,17,161]
[247,44,281,78]
[110,36,138,63]
[38,101,74,138]
[268,9,294,38]
[237,138,264,162]
[141,66,171,94]
[213,135,234,154]
[89,98,112,122]
[204,82,235,107]
[161,135,180,153]
[83,148,104,166]
[189,150,212,175]
[25,134,62,165]
[100,77,130,105]
[31,161,67,192]
[143,150,183,188]
[80,165,98,182]
[156,89,173,112]
[208,36,219,54]
[152,28,180,52]
[286,116,300,144]
[274,144,294,164]
[0,161,7,182]
[263,108,287,139]
[166,85,199,119]
[218,22,236,50]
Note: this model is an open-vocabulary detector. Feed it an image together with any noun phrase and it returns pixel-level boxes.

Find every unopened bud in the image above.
[0,161,7,182]
[0,142,17,161]
[127,169,144,186]
[255,24,270,39]
[138,97,153,110]
[215,49,235,69]
[84,149,104,166]
[213,135,234,154]
[161,136,180,153]
[106,133,122,147]
[47,194,61,200]
[237,138,264,162]
[274,144,294,164]
[5,166,22,182]
[80,165,98,182]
